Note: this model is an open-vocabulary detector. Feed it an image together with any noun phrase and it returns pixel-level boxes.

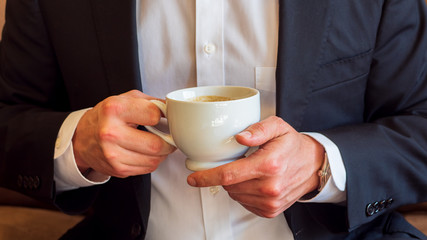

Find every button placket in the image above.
[200,187,233,240]
[195,0,224,86]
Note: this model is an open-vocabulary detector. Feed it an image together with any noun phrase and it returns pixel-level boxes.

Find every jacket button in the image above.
[33,176,40,189]
[28,176,35,189]
[385,198,393,208]
[373,201,380,213]
[17,175,23,188]
[23,176,30,189]
[366,203,375,216]
[378,200,386,211]
[130,223,142,239]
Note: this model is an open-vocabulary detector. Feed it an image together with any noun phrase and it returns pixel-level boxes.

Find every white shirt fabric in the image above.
[53,1,347,239]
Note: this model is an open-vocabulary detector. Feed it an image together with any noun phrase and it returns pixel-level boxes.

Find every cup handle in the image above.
[145,100,176,147]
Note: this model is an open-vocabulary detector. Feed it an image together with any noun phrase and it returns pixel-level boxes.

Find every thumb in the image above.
[235,116,290,146]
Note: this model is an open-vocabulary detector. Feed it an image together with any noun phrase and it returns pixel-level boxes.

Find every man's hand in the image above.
[187,116,324,218]
[73,90,176,178]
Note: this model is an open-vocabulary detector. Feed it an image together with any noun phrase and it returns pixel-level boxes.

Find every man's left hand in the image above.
[187,116,325,218]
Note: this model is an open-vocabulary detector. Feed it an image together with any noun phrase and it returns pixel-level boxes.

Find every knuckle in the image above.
[260,211,280,219]
[266,116,286,128]
[260,183,283,198]
[263,200,281,213]
[147,156,163,169]
[145,164,159,173]
[109,163,129,178]
[252,121,269,135]
[101,96,124,116]
[267,159,282,175]
[219,170,236,186]
[128,89,141,96]
[146,165,157,173]
[269,115,285,125]
[259,156,283,176]
[145,102,161,125]
[146,137,165,154]
[113,173,128,179]
[267,116,288,135]
[102,148,119,163]
[98,127,118,142]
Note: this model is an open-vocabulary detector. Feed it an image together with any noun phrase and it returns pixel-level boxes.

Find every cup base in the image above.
[185,159,235,171]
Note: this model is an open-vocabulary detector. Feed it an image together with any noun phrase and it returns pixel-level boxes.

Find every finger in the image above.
[120,89,149,98]
[235,116,291,147]
[98,142,167,177]
[223,176,299,211]
[187,156,265,187]
[223,177,283,197]
[99,94,162,126]
[121,90,162,101]
[121,90,167,111]
[107,162,165,178]
[239,203,286,219]
[99,123,176,156]
[124,128,176,155]
[239,205,265,218]
[122,90,168,117]
[228,192,292,218]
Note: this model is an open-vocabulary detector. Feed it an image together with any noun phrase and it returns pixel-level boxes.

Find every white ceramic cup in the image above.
[145,86,260,171]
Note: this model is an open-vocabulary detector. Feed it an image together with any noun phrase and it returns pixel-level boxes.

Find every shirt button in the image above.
[203,43,216,54]
[209,186,220,195]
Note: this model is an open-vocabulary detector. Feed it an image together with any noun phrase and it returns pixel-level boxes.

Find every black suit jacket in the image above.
[1,0,427,239]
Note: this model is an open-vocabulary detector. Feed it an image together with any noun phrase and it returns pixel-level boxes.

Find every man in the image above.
[1,0,427,239]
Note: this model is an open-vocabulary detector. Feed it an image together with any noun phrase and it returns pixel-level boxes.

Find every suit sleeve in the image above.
[0,0,70,202]
[0,0,100,214]
[319,0,427,231]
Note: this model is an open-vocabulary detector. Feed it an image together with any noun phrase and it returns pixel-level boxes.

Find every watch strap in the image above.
[317,152,331,192]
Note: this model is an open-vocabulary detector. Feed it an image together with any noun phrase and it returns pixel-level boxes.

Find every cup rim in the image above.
[166,85,259,103]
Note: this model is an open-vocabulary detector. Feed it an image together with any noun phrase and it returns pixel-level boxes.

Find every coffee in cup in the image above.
[191,95,236,102]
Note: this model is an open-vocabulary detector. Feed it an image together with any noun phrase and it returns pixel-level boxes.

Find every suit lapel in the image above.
[276,0,334,131]
[90,0,142,95]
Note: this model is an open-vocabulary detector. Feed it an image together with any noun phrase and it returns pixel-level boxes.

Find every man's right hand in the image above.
[72,90,176,178]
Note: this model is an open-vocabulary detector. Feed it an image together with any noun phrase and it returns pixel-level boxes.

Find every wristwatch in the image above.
[317,152,331,192]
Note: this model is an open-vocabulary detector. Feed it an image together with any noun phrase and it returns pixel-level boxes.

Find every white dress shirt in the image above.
[54,1,346,239]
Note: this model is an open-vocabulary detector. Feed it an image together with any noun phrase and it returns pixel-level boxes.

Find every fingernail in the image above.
[187,177,196,187]
[238,131,252,139]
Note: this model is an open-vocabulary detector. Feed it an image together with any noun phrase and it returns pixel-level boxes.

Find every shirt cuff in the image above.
[299,132,347,203]
[54,108,110,192]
